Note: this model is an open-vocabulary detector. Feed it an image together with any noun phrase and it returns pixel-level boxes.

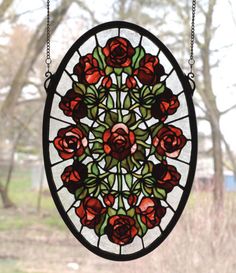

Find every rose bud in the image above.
[128,194,138,206]
[103,194,115,207]
[102,76,112,89]
[126,76,137,89]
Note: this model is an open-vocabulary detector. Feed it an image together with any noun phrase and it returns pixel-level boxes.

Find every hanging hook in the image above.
[187,72,196,96]
[44,72,53,93]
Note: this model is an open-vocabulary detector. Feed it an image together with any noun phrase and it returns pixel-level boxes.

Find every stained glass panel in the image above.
[43,21,197,260]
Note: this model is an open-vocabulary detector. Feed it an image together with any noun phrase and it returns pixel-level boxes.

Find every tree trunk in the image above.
[0,183,15,208]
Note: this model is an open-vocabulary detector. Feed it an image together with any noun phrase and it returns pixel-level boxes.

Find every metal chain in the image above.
[188,0,196,77]
[45,0,52,77]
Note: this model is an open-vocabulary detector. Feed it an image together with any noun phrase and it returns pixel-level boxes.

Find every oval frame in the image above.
[43,21,198,261]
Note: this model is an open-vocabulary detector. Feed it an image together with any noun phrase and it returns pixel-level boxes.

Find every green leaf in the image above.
[126,112,136,127]
[93,186,101,197]
[155,153,164,162]
[108,174,115,187]
[151,123,163,137]
[74,83,86,95]
[142,162,154,175]
[90,106,98,119]
[124,94,132,109]
[93,47,106,69]
[152,83,165,95]
[84,95,97,105]
[134,128,149,141]
[92,164,99,175]
[75,188,88,200]
[124,66,132,75]
[95,214,109,236]
[141,184,152,196]
[134,151,145,161]
[108,207,116,216]
[105,66,113,75]
[132,47,145,69]
[136,214,147,236]
[105,156,118,170]
[144,177,155,186]
[153,187,167,199]
[125,174,133,189]
[104,111,118,126]
[114,68,123,75]
[117,208,126,215]
[107,94,114,108]
[87,86,98,96]
[140,106,147,118]
[127,208,135,217]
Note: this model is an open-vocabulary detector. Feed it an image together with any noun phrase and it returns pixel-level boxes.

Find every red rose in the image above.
[126,76,137,89]
[103,194,115,207]
[59,89,87,122]
[128,194,138,206]
[103,37,135,68]
[53,126,88,160]
[136,197,166,228]
[152,163,181,193]
[102,76,112,89]
[75,197,106,228]
[151,88,179,121]
[135,54,165,85]
[73,54,104,84]
[61,161,88,193]
[103,123,137,161]
[105,215,138,245]
[153,125,187,158]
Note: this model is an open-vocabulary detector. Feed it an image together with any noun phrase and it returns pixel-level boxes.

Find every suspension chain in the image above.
[45,0,52,77]
[188,0,196,77]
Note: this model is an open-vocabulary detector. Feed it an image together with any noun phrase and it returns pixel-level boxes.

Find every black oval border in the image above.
[43,21,198,261]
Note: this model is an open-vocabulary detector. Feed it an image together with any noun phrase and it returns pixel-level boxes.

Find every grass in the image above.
[0,166,236,273]
[0,259,27,273]
[0,165,66,231]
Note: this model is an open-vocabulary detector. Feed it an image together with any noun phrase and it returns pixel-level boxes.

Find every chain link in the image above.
[45,0,51,77]
[188,0,196,76]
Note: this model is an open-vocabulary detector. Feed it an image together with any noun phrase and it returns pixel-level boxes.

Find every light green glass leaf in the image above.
[105,66,113,75]
[132,46,145,69]
[153,187,166,199]
[117,208,126,215]
[152,83,165,95]
[127,208,135,217]
[108,207,116,216]
[125,174,133,189]
[124,66,132,75]
[74,83,86,95]
[93,47,105,69]
[92,163,99,175]
[75,188,88,200]
[114,68,123,75]
[124,94,132,109]
[107,94,114,108]
[108,174,115,187]
[136,214,148,236]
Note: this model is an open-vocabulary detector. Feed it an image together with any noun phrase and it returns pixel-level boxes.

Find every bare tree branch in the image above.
[0,0,14,20]
[220,104,236,115]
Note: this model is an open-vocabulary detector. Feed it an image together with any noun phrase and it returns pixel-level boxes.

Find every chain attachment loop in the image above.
[188,0,196,78]
[45,0,51,76]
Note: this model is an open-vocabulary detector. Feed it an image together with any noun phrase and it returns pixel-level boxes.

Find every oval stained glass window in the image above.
[43,21,197,261]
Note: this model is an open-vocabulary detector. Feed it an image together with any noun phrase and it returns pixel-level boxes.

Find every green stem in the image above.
[116,75,122,122]
[117,161,124,209]
[136,140,151,148]
[96,119,109,129]
[129,103,139,111]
